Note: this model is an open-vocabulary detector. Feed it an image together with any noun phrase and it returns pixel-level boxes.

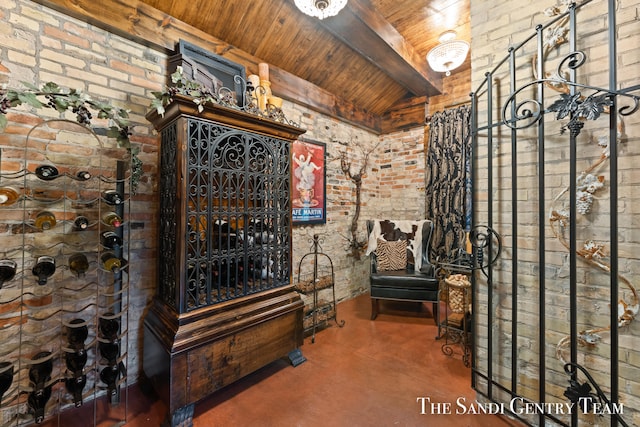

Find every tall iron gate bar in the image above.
[534,20,547,427]
[469,0,640,425]
[606,6,619,427]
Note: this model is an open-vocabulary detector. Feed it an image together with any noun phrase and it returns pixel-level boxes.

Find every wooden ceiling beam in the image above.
[315,0,443,97]
[379,96,428,134]
[31,0,381,133]
[270,66,380,132]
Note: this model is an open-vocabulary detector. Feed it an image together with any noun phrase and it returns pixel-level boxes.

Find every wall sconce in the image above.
[427,31,470,76]
[294,0,348,20]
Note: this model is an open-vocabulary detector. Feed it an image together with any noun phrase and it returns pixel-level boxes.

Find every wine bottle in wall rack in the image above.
[29,352,53,391]
[0,259,17,289]
[66,319,88,349]
[75,171,91,181]
[0,362,14,404]
[28,385,52,424]
[35,211,56,230]
[100,365,119,396]
[65,374,87,407]
[100,231,122,249]
[99,341,119,366]
[73,216,90,230]
[99,313,120,341]
[101,252,121,272]
[28,352,53,423]
[68,253,89,278]
[32,256,55,286]
[35,165,59,181]
[65,349,87,376]
[103,190,123,206]
[0,187,19,206]
[102,212,122,228]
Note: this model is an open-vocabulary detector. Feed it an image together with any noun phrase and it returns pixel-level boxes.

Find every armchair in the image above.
[366,219,439,322]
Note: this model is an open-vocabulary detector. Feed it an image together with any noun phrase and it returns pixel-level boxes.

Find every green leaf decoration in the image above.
[40,82,61,94]
[1,81,142,193]
[21,82,39,91]
[17,92,45,108]
[53,96,69,113]
[106,126,121,139]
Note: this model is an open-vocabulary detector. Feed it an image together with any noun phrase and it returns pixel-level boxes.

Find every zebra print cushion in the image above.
[375,238,407,271]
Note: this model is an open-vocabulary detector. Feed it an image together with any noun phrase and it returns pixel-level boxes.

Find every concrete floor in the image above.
[46,293,524,427]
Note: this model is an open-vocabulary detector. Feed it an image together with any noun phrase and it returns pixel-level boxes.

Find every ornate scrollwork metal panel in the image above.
[158,123,179,310]
[165,118,294,311]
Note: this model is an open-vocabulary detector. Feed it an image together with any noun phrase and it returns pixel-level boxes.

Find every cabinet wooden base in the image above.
[143,286,304,426]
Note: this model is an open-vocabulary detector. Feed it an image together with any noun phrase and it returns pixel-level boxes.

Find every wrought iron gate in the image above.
[470,0,640,426]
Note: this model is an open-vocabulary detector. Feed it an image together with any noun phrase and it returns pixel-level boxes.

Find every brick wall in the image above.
[286,104,428,304]
[471,0,640,425]
[0,1,166,421]
[0,0,432,406]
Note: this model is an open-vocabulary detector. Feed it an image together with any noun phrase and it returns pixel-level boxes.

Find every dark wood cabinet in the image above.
[144,96,305,425]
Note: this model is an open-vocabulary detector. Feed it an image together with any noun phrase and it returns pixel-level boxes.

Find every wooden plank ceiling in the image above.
[36,0,470,133]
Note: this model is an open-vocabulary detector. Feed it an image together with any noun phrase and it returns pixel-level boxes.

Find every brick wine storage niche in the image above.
[144,96,306,426]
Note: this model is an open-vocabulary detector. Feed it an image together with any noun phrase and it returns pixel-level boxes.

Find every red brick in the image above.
[63,21,107,44]
[43,25,90,49]
[110,59,146,77]
[5,112,44,126]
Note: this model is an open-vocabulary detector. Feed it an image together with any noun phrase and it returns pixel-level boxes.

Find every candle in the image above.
[247,74,260,90]
[258,63,269,82]
[267,96,283,109]
[259,80,271,112]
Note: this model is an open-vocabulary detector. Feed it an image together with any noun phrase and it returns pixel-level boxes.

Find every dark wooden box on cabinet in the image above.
[144,95,306,425]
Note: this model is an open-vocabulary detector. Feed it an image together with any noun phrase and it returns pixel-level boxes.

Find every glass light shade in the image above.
[294,0,348,20]
[427,32,470,76]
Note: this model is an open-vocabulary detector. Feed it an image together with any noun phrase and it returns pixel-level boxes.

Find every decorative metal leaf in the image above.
[564,379,593,403]
[577,93,612,121]
[548,92,582,119]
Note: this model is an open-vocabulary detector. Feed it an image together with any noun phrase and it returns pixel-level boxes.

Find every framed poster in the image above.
[292,139,326,225]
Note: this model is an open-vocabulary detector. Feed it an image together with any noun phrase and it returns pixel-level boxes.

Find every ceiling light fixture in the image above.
[426,31,470,76]
[294,0,348,20]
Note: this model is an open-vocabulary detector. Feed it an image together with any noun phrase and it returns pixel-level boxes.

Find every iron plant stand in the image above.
[296,234,344,343]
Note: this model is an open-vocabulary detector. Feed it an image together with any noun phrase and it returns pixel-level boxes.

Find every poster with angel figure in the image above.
[292,139,326,225]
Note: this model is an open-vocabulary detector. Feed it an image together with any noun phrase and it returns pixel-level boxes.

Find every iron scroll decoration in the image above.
[468,1,640,424]
[151,67,301,128]
[495,7,640,413]
[563,362,629,427]
[442,225,502,278]
[500,46,640,364]
[501,49,640,133]
[468,225,502,276]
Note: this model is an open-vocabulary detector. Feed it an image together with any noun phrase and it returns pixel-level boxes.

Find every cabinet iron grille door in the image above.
[158,121,179,310]
[184,118,291,311]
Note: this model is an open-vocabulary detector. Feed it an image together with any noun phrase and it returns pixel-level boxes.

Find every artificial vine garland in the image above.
[0,81,142,193]
[150,66,299,127]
